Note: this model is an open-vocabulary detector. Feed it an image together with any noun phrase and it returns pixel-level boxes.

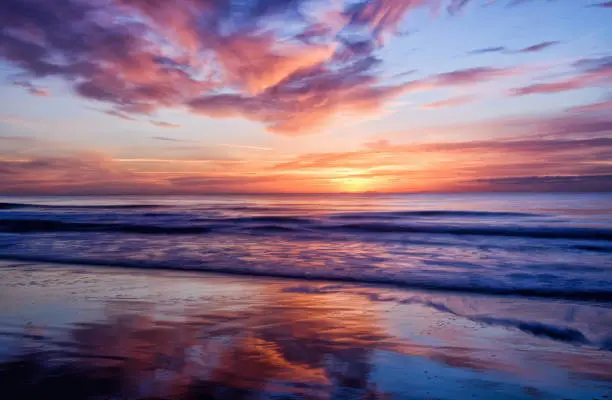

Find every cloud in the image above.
[468,41,559,55]
[269,134,612,192]
[512,55,612,95]
[407,67,522,92]
[104,110,137,121]
[150,121,181,128]
[218,144,273,151]
[590,1,612,8]
[12,81,50,96]
[0,152,167,194]
[0,0,542,135]
[420,95,476,109]
[189,65,519,135]
[468,46,507,55]
[2,124,610,194]
[152,136,190,142]
[0,115,41,129]
[188,72,412,134]
[0,135,33,142]
[469,174,612,192]
[344,0,434,44]
[515,41,560,53]
[567,99,612,113]
[274,137,612,171]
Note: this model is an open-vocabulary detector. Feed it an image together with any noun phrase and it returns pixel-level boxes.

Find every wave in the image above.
[1,255,610,302]
[0,202,163,210]
[283,286,610,349]
[204,216,316,224]
[328,210,542,219]
[328,222,612,240]
[1,218,610,240]
[0,219,217,234]
[573,244,612,253]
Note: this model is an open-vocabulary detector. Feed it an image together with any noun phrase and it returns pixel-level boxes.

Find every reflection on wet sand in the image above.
[0,263,611,399]
[2,289,396,399]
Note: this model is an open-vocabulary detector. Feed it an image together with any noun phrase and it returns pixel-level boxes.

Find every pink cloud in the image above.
[567,99,612,113]
[12,81,50,96]
[189,65,522,134]
[104,110,137,121]
[0,0,551,134]
[591,1,612,8]
[515,41,560,53]
[344,0,433,43]
[189,79,409,135]
[151,121,181,128]
[0,152,167,195]
[512,55,612,95]
[214,32,337,95]
[405,67,523,92]
[420,95,477,109]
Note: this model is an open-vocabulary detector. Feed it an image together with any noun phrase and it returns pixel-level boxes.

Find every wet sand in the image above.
[0,260,610,399]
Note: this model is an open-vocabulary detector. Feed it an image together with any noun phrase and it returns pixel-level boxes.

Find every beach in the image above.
[1,260,610,400]
[0,193,611,399]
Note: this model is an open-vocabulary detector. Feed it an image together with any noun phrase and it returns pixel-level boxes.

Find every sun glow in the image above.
[336,177,376,193]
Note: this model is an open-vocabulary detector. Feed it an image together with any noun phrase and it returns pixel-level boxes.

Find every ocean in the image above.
[0,193,610,300]
[1,193,612,399]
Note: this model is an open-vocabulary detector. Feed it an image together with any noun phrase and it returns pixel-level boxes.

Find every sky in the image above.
[0,0,611,194]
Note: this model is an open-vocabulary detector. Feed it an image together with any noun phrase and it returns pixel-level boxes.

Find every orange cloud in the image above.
[2,131,610,195]
[214,32,337,95]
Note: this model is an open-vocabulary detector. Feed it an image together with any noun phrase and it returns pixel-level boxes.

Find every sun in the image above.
[337,177,375,193]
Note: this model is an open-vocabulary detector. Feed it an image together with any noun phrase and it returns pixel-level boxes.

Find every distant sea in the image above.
[1,193,611,301]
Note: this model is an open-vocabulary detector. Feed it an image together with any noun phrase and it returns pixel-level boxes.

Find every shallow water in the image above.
[0,193,611,300]
[0,261,611,400]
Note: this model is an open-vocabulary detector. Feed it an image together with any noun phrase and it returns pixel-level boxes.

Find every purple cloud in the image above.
[512,55,612,95]
[0,0,550,134]
[468,46,507,55]
[469,175,612,192]
[515,41,560,53]
[12,80,50,96]
[468,41,559,56]
[568,99,612,113]
[420,95,477,109]
[590,1,612,8]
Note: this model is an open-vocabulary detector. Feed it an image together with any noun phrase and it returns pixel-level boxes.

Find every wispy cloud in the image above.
[104,110,137,121]
[2,122,610,194]
[150,121,181,129]
[152,136,192,142]
[512,55,612,95]
[420,95,477,109]
[567,99,612,113]
[0,115,40,129]
[12,81,50,96]
[218,144,273,151]
[468,41,560,55]
[515,41,560,53]
[0,135,34,142]
[589,1,612,8]
[468,46,507,55]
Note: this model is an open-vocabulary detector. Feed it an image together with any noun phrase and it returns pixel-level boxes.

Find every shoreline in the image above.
[1,260,611,399]
[1,256,610,303]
